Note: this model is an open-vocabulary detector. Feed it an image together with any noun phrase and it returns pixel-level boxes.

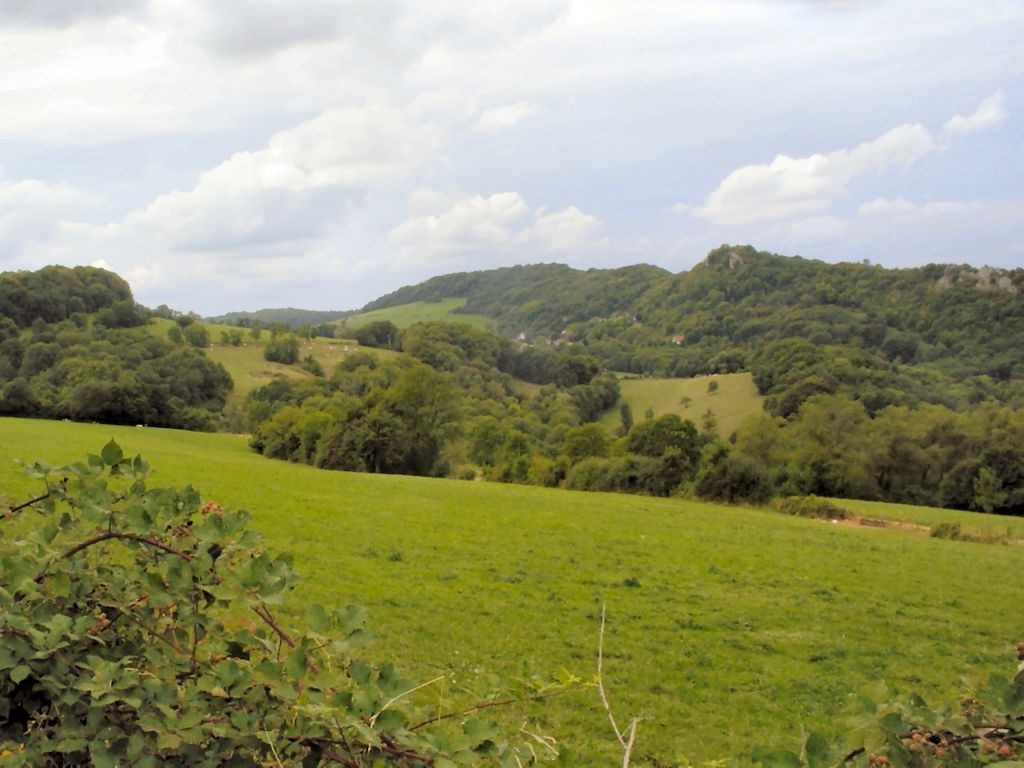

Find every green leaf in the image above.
[9,664,31,683]
[100,439,123,466]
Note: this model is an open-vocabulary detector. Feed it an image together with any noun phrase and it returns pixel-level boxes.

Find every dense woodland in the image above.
[0,266,232,429]
[2,250,1022,515]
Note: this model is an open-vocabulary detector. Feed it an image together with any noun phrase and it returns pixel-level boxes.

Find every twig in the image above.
[117,609,188,656]
[369,675,445,727]
[598,603,640,768]
[410,696,519,731]
[263,730,285,768]
[3,490,51,519]
[252,604,320,674]
[598,603,626,748]
[622,718,639,768]
[34,531,192,582]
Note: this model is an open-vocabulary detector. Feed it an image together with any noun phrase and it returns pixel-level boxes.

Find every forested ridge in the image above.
[2,252,1023,516]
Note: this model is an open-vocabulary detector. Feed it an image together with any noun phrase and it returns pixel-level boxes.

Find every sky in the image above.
[0,0,1021,314]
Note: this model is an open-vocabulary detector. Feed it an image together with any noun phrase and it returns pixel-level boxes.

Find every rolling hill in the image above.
[2,417,1022,764]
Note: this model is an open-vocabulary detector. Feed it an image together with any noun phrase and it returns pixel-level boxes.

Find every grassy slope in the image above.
[205,339,400,408]
[602,372,765,437]
[2,418,1022,764]
[342,298,495,331]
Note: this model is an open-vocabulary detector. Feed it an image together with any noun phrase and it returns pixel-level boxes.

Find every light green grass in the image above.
[205,338,397,408]
[2,417,1022,764]
[830,497,1024,539]
[602,372,765,438]
[342,299,495,331]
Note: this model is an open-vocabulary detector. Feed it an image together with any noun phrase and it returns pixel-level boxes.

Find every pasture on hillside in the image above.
[601,372,765,438]
[341,298,495,331]
[1,417,1022,764]
[205,338,399,408]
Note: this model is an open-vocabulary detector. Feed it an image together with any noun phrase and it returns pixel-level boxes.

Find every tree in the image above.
[264,334,299,364]
[563,423,610,464]
[354,320,399,349]
[182,322,209,348]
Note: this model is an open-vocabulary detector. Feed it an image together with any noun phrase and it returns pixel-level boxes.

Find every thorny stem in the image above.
[34,530,193,583]
[2,489,52,519]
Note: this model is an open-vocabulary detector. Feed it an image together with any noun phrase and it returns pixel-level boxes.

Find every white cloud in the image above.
[0,0,148,28]
[941,89,1007,140]
[692,123,934,225]
[122,105,438,253]
[857,196,1024,222]
[0,170,95,263]
[691,91,1008,226]
[476,102,538,132]
[389,191,605,268]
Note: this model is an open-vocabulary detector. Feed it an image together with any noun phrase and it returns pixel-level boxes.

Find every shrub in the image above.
[695,455,774,505]
[776,494,850,520]
[264,333,299,364]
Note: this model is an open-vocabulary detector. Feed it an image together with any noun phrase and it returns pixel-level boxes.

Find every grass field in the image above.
[2,417,1022,764]
[204,338,400,409]
[341,298,495,331]
[602,372,765,438]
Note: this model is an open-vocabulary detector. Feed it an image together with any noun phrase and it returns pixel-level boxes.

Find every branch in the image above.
[34,531,193,583]
[410,696,520,731]
[3,490,51,519]
[118,609,189,657]
[622,718,638,768]
[252,604,320,675]
[409,685,570,732]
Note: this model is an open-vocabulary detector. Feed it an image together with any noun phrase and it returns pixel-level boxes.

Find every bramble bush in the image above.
[0,442,551,766]
[753,643,1024,768]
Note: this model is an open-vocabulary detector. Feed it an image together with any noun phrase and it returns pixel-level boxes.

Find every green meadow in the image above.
[204,338,399,407]
[602,372,765,437]
[342,298,495,331]
[2,417,1022,764]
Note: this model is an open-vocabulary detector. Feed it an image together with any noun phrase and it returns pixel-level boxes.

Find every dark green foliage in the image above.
[264,333,299,364]
[564,454,676,496]
[0,265,133,327]
[0,320,232,429]
[182,321,209,348]
[362,263,669,341]
[249,359,461,477]
[358,246,1024,417]
[731,396,1024,515]
[695,454,774,504]
[354,319,400,349]
[0,446,535,766]
[301,354,325,376]
[776,495,850,520]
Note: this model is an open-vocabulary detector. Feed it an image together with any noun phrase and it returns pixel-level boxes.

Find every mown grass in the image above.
[602,373,765,438]
[341,298,495,331]
[1,417,1021,764]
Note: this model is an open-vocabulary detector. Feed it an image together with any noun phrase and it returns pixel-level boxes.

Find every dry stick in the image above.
[369,675,445,727]
[598,603,639,768]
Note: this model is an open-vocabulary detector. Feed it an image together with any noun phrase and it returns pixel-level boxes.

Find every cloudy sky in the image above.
[0,0,1021,314]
